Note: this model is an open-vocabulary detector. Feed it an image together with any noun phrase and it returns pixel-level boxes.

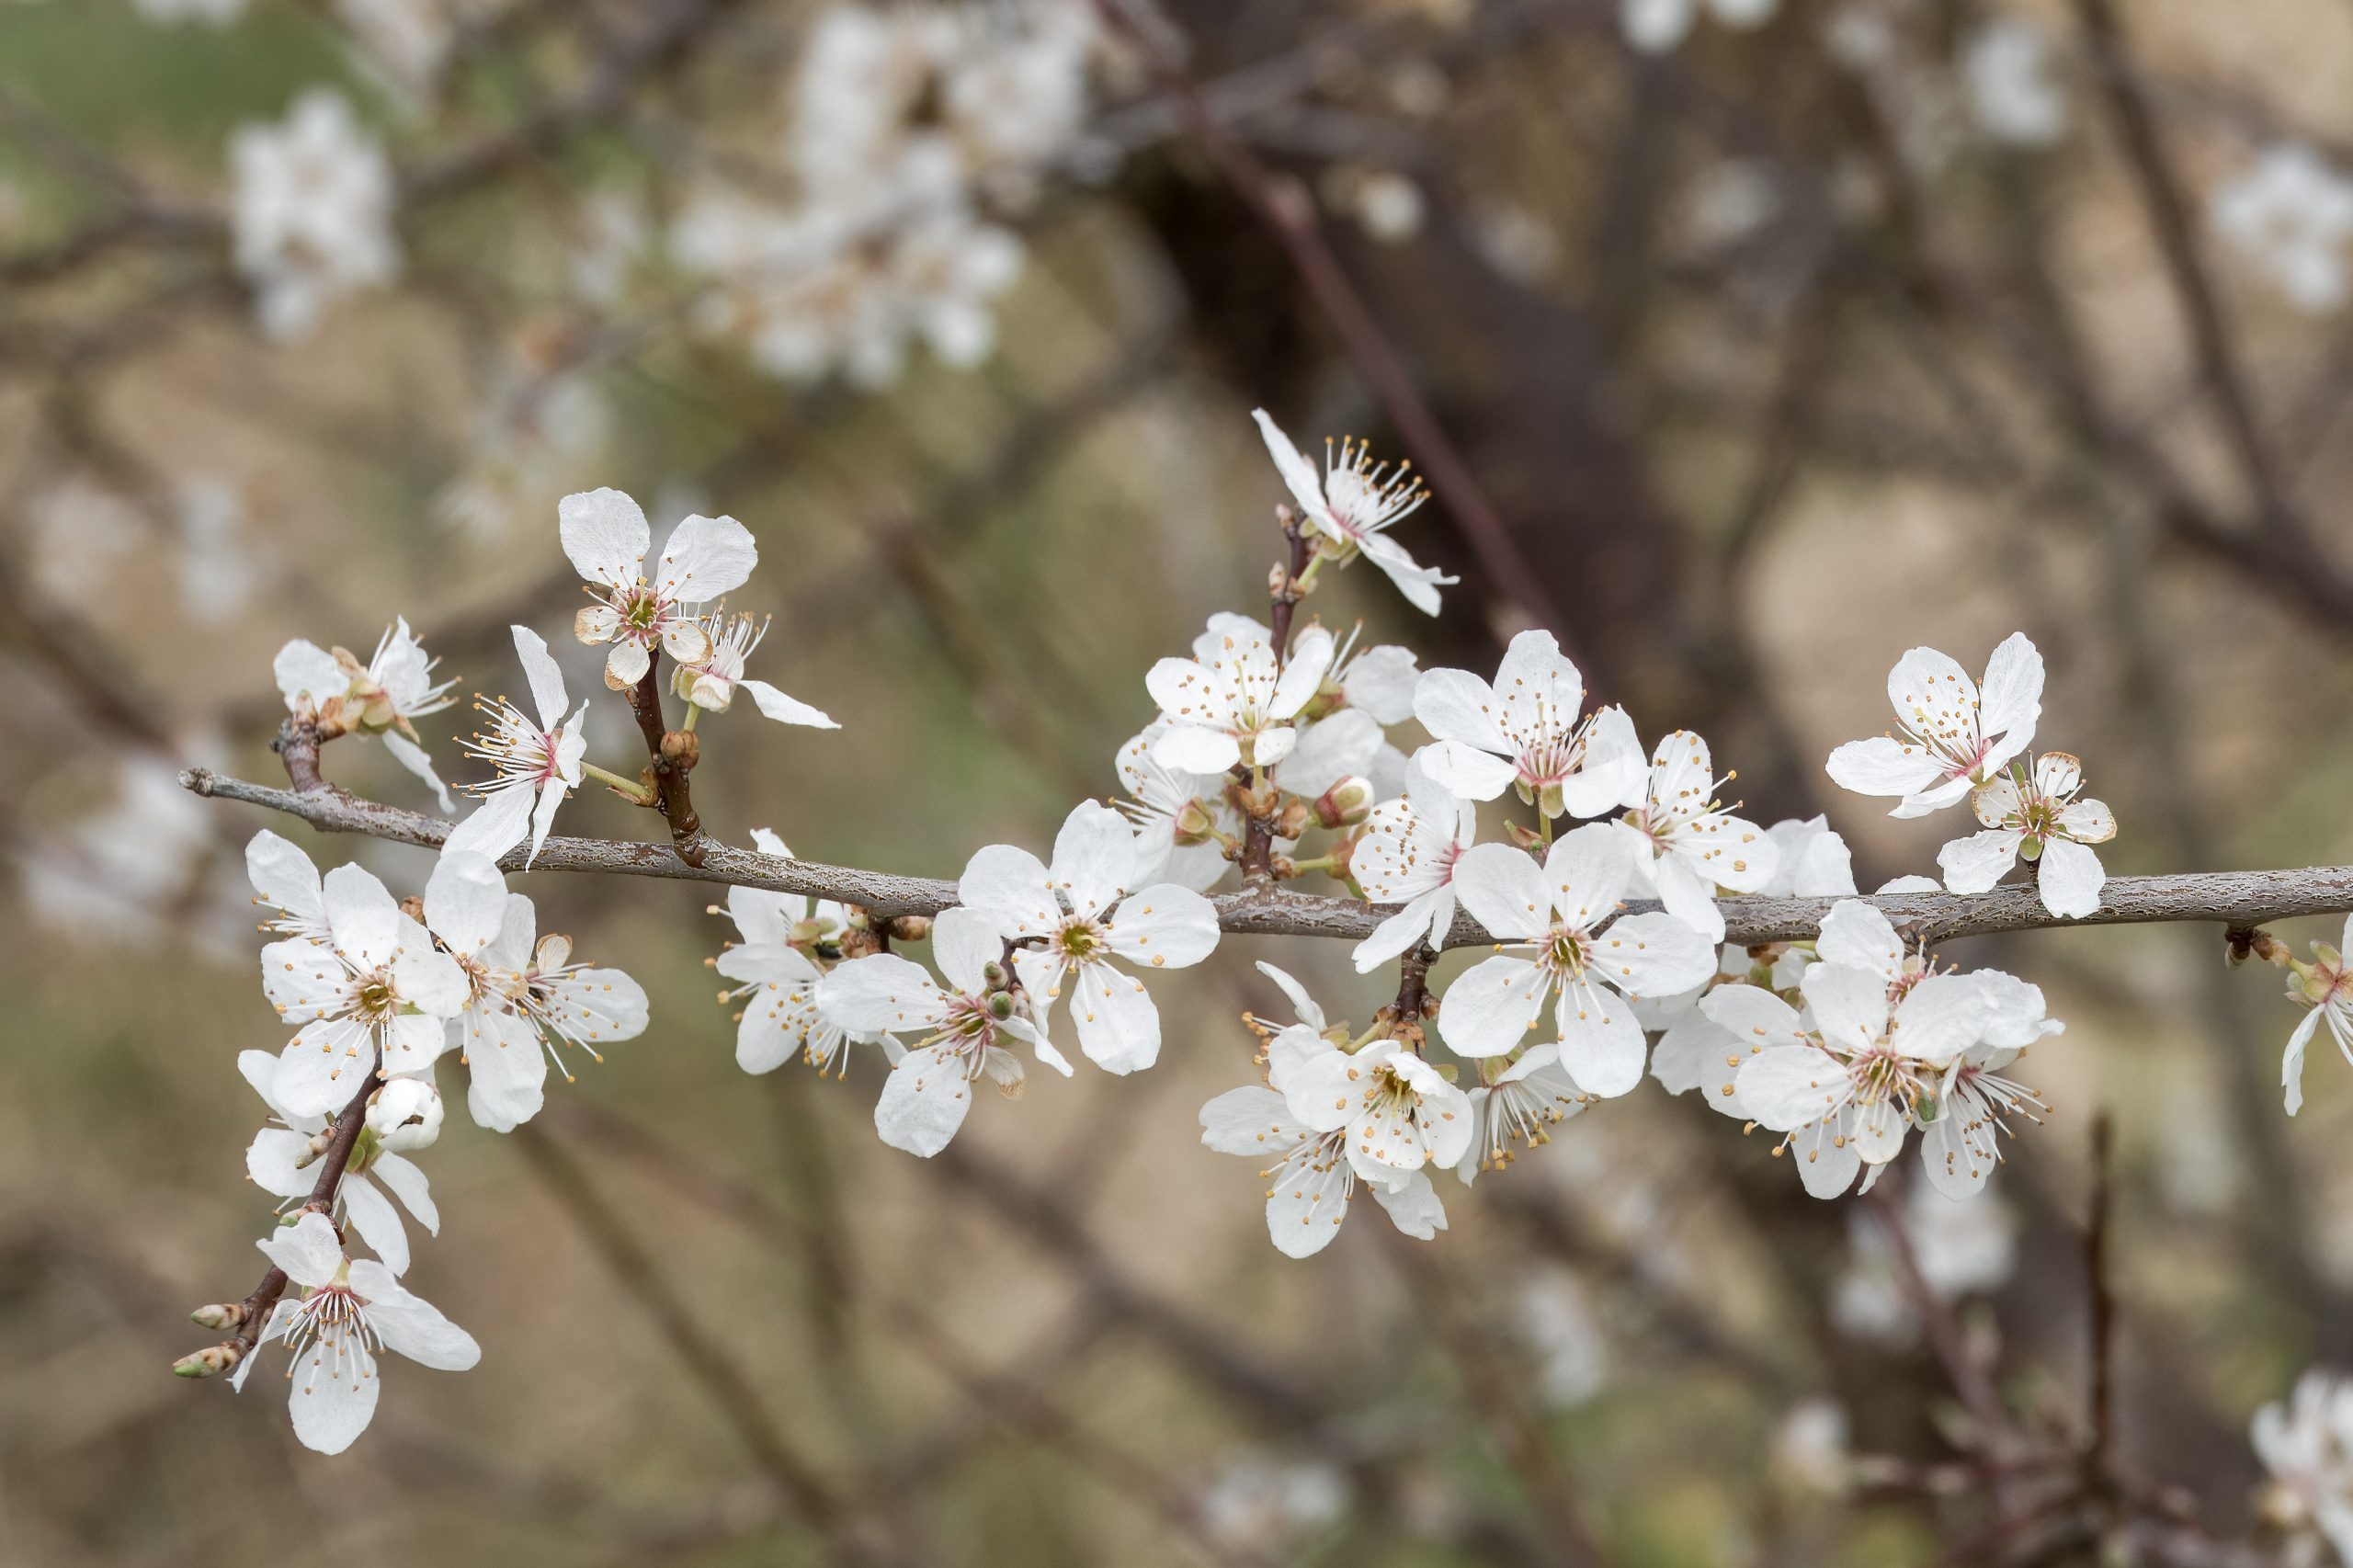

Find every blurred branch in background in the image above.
[12,0,2353,1565]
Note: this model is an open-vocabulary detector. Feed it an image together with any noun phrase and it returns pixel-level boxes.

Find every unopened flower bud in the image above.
[290,1127,335,1171]
[367,1076,445,1152]
[1314,776,1377,829]
[173,1344,244,1379]
[1274,799,1313,840]
[190,1301,248,1331]
[659,729,699,767]
[987,990,1017,1021]
[983,960,1009,989]
[2226,926,2292,968]
[887,915,932,942]
[1172,798,1220,846]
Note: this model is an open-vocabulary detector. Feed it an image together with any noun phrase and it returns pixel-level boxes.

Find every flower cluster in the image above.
[188,415,2127,1465]
[224,826,647,1447]
[669,1,1101,388]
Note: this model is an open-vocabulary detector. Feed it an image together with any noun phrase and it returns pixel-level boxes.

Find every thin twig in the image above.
[180,767,2353,947]
[1086,0,1566,639]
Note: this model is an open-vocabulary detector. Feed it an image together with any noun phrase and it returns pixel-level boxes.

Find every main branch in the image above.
[180,768,2353,947]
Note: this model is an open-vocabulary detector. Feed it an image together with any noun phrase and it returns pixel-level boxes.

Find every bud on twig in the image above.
[1313,775,1376,829]
[2226,926,2292,968]
[173,1343,244,1379]
[659,729,699,767]
[190,1301,249,1330]
[886,915,932,942]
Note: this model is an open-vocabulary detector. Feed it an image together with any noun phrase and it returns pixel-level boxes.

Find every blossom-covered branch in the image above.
[179,765,2353,948]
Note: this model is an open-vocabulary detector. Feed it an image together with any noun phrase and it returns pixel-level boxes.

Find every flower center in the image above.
[355,977,395,1019]
[1540,925,1592,978]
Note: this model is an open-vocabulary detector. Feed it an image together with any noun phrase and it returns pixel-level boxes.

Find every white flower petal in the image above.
[558,487,650,589]
[874,1046,974,1156]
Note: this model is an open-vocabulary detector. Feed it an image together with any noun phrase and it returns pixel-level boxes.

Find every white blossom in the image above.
[1252,411,1457,615]
[2211,144,2353,315]
[671,612,837,729]
[2282,915,2353,1116]
[175,477,267,624]
[1622,0,1775,55]
[233,1211,479,1455]
[1279,1032,1476,1189]
[1455,1045,1591,1185]
[237,1050,438,1278]
[1115,722,1237,894]
[1962,18,2069,149]
[1825,632,2043,818]
[422,851,648,1131]
[1439,826,1718,1092]
[1773,1398,1851,1495]
[1199,1451,1349,1552]
[562,486,757,689]
[717,828,879,1077]
[2252,1369,2353,1564]
[816,905,1073,1156]
[1147,619,1336,774]
[957,801,1221,1073]
[1616,728,1779,943]
[230,90,399,340]
[1937,752,2115,919]
[20,756,217,947]
[1761,814,1858,898]
[1513,1268,1608,1407]
[1831,1181,2018,1345]
[1732,900,2052,1199]
[1199,1084,1448,1257]
[671,179,1026,390]
[262,860,468,1118]
[1351,760,1476,971]
[1412,630,1645,817]
[275,618,459,809]
[442,625,588,868]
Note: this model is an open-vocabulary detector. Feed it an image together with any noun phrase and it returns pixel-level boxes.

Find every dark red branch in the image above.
[625,662,709,867]
[1087,0,1565,637]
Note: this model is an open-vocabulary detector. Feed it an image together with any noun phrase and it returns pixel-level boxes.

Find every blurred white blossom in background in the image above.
[2211,144,2353,314]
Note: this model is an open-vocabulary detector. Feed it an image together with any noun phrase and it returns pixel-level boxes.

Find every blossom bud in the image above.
[887,915,932,942]
[983,960,1009,989]
[290,1126,335,1170]
[190,1301,248,1330]
[173,1344,244,1379]
[2225,926,2292,968]
[367,1076,445,1152]
[1274,799,1313,840]
[659,729,699,767]
[987,990,1017,1021]
[1313,776,1377,829]
[1172,798,1220,846]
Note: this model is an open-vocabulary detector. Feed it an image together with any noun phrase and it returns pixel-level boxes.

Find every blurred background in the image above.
[6,0,2353,1563]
